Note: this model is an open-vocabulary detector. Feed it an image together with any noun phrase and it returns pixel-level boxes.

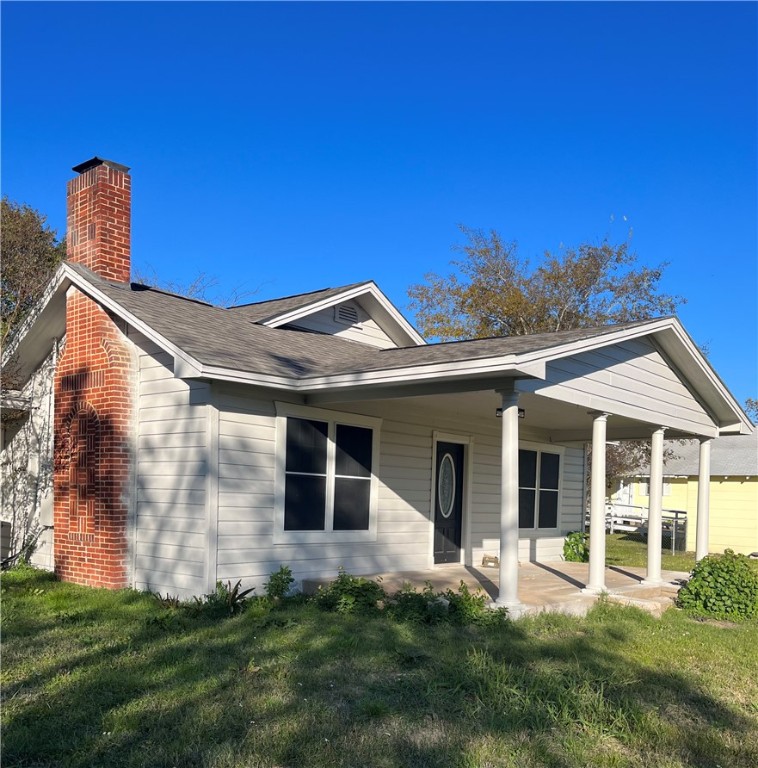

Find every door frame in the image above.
[429,431,474,568]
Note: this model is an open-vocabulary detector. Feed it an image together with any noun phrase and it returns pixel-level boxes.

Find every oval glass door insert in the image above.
[438,453,456,518]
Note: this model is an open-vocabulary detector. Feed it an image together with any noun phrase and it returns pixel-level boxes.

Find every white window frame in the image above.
[274,402,381,544]
[517,441,565,532]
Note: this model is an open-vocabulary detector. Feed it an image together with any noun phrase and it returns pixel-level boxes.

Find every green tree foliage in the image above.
[408,226,684,341]
[1,198,66,349]
[409,227,687,484]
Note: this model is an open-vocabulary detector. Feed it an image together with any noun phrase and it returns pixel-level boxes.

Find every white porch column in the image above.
[584,412,609,594]
[695,438,712,561]
[643,427,666,585]
[495,388,523,610]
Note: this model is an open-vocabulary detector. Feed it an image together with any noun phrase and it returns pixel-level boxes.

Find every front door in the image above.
[434,441,464,564]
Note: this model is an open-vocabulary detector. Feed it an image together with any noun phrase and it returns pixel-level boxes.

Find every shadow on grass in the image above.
[3,570,757,768]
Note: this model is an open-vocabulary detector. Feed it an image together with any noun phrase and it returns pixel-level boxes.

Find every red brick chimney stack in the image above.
[54,158,134,589]
[66,157,131,282]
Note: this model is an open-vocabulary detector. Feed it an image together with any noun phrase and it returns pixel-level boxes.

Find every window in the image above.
[518,448,560,529]
[638,479,671,497]
[275,404,381,543]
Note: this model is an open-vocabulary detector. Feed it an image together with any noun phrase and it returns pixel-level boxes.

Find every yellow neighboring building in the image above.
[628,433,758,556]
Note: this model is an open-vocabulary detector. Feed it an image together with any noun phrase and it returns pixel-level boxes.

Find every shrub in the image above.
[384,580,509,627]
[677,550,758,621]
[313,568,386,613]
[563,531,590,563]
[265,565,295,600]
[193,580,255,617]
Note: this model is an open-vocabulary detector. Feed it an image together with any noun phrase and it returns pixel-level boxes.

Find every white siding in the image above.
[0,348,56,570]
[530,338,715,435]
[214,393,584,592]
[132,334,210,599]
[286,300,396,349]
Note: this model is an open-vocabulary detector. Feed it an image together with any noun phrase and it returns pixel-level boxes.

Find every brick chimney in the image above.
[53,158,134,589]
[67,157,131,282]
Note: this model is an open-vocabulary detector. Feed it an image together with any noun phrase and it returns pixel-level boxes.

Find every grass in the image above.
[3,565,758,767]
[605,533,697,572]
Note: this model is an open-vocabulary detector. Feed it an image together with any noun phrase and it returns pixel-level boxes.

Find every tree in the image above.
[1,198,66,350]
[408,226,686,485]
[745,398,758,424]
[408,226,684,341]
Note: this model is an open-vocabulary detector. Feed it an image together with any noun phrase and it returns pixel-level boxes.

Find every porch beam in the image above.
[584,412,609,594]
[643,427,666,585]
[695,438,712,561]
[495,388,523,611]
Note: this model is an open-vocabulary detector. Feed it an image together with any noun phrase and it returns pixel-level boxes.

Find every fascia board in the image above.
[512,318,677,367]
[1,264,69,366]
[651,322,754,435]
[191,357,544,392]
[261,282,426,346]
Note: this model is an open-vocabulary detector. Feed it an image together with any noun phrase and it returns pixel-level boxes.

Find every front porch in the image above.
[304,560,689,618]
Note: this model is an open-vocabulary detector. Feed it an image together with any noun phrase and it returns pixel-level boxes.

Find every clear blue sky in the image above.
[2,2,756,407]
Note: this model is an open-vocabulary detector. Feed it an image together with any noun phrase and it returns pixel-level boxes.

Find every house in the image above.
[1,157,753,610]
[623,434,758,556]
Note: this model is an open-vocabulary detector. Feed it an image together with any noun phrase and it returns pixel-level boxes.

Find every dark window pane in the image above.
[519,449,537,489]
[335,424,372,478]
[284,474,326,530]
[540,452,560,490]
[333,477,371,530]
[538,490,559,528]
[519,488,536,528]
[286,418,328,474]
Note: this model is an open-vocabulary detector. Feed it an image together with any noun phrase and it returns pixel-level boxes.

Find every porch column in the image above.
[695,438,712,561]
[495,388,523,610]
[584,412,609,594]
[643,427,666,585]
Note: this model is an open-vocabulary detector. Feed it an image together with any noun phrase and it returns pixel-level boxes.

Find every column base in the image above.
[640,578,664,587]
[490,599,528,618]
[581,585,606,595]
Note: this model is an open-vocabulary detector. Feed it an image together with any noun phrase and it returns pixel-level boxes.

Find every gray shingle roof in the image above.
[654,434,758,477]
[72,263,666,382]
[226,282,371,323]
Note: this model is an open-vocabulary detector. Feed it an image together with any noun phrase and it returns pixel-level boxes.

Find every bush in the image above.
[563,531,590,563]
[677,550,758,621]
[384,580,509,627]
[313,568,386,614]
[193,580,255,617]
[265,565,295,600]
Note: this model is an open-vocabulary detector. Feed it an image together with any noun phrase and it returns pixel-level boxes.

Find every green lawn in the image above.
[3,565,758,768]
[604,533,697,572]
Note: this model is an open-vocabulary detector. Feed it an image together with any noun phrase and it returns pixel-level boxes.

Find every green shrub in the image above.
[384,580,509,626]
[563,531,590,563]
[264,565,295,600]
[677,550,758,621]
[193,579,255,617]
[313,568,386,613]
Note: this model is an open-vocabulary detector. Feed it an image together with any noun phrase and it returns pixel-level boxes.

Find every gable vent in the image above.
[334,303,361,327]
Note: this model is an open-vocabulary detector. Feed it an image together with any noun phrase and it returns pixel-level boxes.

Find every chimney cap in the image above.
[72,157,131,175]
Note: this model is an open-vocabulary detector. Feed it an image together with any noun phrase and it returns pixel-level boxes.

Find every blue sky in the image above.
[2,2,756,407]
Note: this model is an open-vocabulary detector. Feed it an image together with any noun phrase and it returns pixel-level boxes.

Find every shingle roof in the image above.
[653,434,758,476]
[226,282,371,323]
[71,263,668,382]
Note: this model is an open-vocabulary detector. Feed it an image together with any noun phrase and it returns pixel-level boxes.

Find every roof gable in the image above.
[228,281,425,348]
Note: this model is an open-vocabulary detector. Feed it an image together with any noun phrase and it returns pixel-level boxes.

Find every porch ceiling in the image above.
[327,388,687,443]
